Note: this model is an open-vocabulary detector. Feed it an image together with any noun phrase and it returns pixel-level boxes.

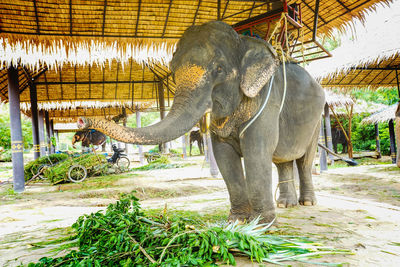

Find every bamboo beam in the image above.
[389,119,397,164]
[162,0,173,38]
[29,83,40,159]
[8,66,25,192]
[69,0,73,36]
[135,0,142,36]
[313,0,320,40]
[36,80,159,85]
[33,0,40,34]
[38,110,46,156]
[192,0,202,25]
[375,123,381,159]
[102,0,107,36]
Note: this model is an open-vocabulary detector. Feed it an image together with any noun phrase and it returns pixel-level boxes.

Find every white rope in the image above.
[279,49,287,113]
[239,75,275,138]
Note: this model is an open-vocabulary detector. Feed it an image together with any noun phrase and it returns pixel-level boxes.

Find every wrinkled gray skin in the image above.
[78,21,325,223]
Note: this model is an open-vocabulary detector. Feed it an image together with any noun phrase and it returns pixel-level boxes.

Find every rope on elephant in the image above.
[239,75,275,138]
[278,46,287,114]
[274,179,295,203]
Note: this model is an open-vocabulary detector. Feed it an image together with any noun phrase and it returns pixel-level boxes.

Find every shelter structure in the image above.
[307,1,400,164]
[0,0,392,192]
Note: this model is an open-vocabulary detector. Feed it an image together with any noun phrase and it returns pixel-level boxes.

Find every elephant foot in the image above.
[249,211,277,226]
[299,192,317,206]
[277,193,298,208]
[228,212,251,223]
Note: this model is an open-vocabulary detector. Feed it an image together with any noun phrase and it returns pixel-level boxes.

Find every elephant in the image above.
[189,130,204,156]
[396,103,400,168]
[72,129,107,151]
[332,126,348,154]
[77,21,325,223]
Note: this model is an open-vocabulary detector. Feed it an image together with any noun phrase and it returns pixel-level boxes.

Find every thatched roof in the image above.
[362,103,398,124]
[325,90,354,107]
[0,0,391,69]
[307,1,400,89]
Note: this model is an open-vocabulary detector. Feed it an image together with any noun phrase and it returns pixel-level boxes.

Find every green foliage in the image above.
[43,154,106,184]
[350,88,399,105]
[28,193,350,266]
[0,149,12,162]
[134,156,191,171]
[24,154,69,181]
[126,112,160,128]
[0,103,33,149]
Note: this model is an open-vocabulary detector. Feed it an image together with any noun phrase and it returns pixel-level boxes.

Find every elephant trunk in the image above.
[78,69,212,144]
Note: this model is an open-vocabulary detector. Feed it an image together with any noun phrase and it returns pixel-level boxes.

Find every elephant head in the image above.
[72,131,85,148]
[396,102,400,168]
[77,21,279,145]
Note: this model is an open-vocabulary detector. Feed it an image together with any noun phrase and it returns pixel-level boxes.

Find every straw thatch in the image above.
[0,0,391,70]
[306,1,400,90]
[325,90,354,107]
[362,103,398,124]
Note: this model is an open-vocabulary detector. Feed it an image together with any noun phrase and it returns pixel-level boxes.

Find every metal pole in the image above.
[45,111,51,154]
[29,84,40,159]
[38,110,46,156]
[324,104,334,163]
[8,66,25,193]
[389,119,397,164]
[136,108,145,165]
[374,123,381,159]
[319,119,328,172]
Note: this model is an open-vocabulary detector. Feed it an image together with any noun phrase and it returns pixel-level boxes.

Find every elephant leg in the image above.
[276,161,297,208]
[211,135,251,222]
[189,143,192,156]
[297,124,319,206]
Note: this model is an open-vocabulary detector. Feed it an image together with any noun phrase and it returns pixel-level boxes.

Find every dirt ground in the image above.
[0,156,400,266]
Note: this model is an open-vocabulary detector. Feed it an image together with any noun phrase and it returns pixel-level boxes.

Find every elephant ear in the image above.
[240,36,279,98]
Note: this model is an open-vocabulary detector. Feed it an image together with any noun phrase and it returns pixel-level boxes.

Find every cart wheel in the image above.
[68,164,87,183]
[116,156,130,171]
[37,164,49,180]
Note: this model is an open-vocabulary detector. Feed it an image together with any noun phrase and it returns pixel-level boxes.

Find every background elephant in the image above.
[396,103,400,167]
[332,126,348,154]
[189,130,204,156]
[72,129,106,151]
[78,21,325,223]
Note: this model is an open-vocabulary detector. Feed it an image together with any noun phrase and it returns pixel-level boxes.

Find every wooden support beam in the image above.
[389,119,397,164]
[69,0,73,36]
[222,0,229,19]
[8,66,25,192]
[45,111,51,154]
[162,0,173,38]
[319,118,328,172]
[38,110,46,156]
[36,80,158,85]
[335,0,350,11]
[217,0,221,20]
[135,0,142,36]
[375,123,381,159]
[102,0,107,36]
[313,0,320,40]
[192,0,202,25]
[324,104,334,163]
[29,83,40,159]
[33,0,40,34]
[396,68,400,98]
[136,107,144,165]
[115,62,119,99]
[223,2,267,20]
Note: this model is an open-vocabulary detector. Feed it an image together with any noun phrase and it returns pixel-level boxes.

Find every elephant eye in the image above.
[216,66,223,73]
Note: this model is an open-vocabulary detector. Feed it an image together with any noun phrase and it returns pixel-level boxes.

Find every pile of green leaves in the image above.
[24,153,69,181]
[29,194,350,266]
[0,149,12,162]
[134,156,190,171]
[43,154,106,184]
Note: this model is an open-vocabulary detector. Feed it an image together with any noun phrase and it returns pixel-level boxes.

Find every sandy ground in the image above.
[0,156,400,266]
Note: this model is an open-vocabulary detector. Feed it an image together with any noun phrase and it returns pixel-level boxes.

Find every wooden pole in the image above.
[346,104,354,158]
[389,119,397,164]
[374,123,381,159]
[182,134,187,159]
[136,107,145,165]
[157,81,166,153]
[50,119,55,153]
[324,104,334,163]
[38,110,46,156]
[45,111,51,155]
[319,118,328,172]
[29,84,40,159]
[8,66,25,193]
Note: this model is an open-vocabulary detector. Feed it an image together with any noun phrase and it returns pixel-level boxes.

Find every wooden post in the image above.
[45,111,51,154]
[50,119,55,153]
[136,108,145,165]
[324,104,334,163]
[55,130,60,151]
[158,81,166,153]
[29,84,40,159]
[319,119,328,172]
[375,123,381,159]
[8,66,25,193]
[389,119,397,164]
[38,110,46,156]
